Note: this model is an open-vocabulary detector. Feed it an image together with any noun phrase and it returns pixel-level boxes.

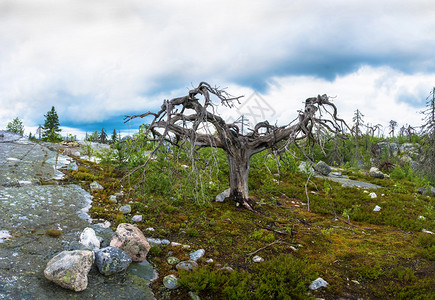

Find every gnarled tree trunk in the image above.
[226,146,252,209]
[125,82,348,211]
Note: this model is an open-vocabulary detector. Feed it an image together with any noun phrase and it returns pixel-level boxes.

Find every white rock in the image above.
[369,192,377,198]
[163,274,179,289]
[0,230,12,243]
[190,249,205,261]
[132,215,143,222]
[216,188,230,202]
[90,181,104,192]
[96,220,111,229]
[252,255,264,263]
[418,216,426,220]
[373,205,381,212]
[309,277,328,290]
[171,242,182,247]
[79,227,100,250]
[18,180,33,186]
[145,227,155,231]
[147,238,162,246]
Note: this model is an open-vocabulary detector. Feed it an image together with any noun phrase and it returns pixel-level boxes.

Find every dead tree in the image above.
[125,82,347,210]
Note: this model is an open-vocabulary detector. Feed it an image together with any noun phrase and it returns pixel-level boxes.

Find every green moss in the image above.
[45,229,62,238]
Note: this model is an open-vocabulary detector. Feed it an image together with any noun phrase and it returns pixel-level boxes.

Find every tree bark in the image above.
[226,146,253,210]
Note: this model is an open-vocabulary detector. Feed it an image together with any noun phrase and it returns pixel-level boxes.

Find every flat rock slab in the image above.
[0,135,155,299]
[0,137,69,186]
[316,173,382,189]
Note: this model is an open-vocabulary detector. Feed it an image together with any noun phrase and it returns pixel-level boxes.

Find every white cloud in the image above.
[1,0,435,134]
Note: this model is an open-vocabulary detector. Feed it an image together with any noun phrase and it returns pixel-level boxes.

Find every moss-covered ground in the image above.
[60,146,434,300]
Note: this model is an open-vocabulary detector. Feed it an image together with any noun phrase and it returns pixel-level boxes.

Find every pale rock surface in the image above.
[79,227,100,250]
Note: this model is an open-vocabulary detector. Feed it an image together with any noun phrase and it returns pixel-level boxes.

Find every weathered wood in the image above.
[125,82,347,210]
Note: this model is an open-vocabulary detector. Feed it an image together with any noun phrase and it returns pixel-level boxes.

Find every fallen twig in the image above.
[263,225,289,235]
[246,239,288,257]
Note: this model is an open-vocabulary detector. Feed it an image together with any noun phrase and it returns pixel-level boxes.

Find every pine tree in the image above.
[42,106,62,142]
[100,128,108,144]
[111,129,118,144]
[6,117,24,136]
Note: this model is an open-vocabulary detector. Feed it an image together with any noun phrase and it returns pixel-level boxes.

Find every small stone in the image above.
[163,274,179,289]
[373,205,381,212]
[109,195,117,203]
[167,256,180,265]
[309,277,328,290]
[114,192,124,199]
[252,255,264,263]
[188,291,201,300]
[67,162,78,171]
[96,220,111,229]
[90,181,104,192]
[18,180,33,186]
[176,260,198,271]
[289,246,298,252]
[132,215,143,222]
[147,238,162,246]
[171,242,182,247]
[351,280,360,284]
[216,188,230,202]
[369,192,377,198]
[95,246,132,276]
[182,244,191,250]
[119,205,131,214]
[369,167,384,179]
[189,249,205,261]
[79,227,100,250]
[205,258,214,263]
[145,227,155,231]
[161,239,170,246]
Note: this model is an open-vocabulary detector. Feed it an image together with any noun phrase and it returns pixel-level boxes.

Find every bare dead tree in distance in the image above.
[125,82,348,210]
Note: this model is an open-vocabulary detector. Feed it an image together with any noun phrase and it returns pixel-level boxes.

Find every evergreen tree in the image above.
[6,117,24,136]
[100,128,108,144]
[111,129,118,144]
[42,106,62,142]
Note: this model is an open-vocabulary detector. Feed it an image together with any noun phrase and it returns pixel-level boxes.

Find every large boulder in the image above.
[95,246,132,276]
[417,186,435,197]
[369,167,384,179]
[110,223,150,262]
[314,161,331,176]
[44,250,94,292]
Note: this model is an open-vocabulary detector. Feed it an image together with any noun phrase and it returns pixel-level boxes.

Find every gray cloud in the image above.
[1,0,435,133]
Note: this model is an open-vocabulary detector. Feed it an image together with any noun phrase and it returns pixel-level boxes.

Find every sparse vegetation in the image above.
[59,127,434,299]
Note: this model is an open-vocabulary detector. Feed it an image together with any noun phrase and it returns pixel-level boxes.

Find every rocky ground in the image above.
[0,131,155,299]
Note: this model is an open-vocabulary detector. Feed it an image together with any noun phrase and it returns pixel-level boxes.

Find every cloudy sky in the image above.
[1,0,435,138]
